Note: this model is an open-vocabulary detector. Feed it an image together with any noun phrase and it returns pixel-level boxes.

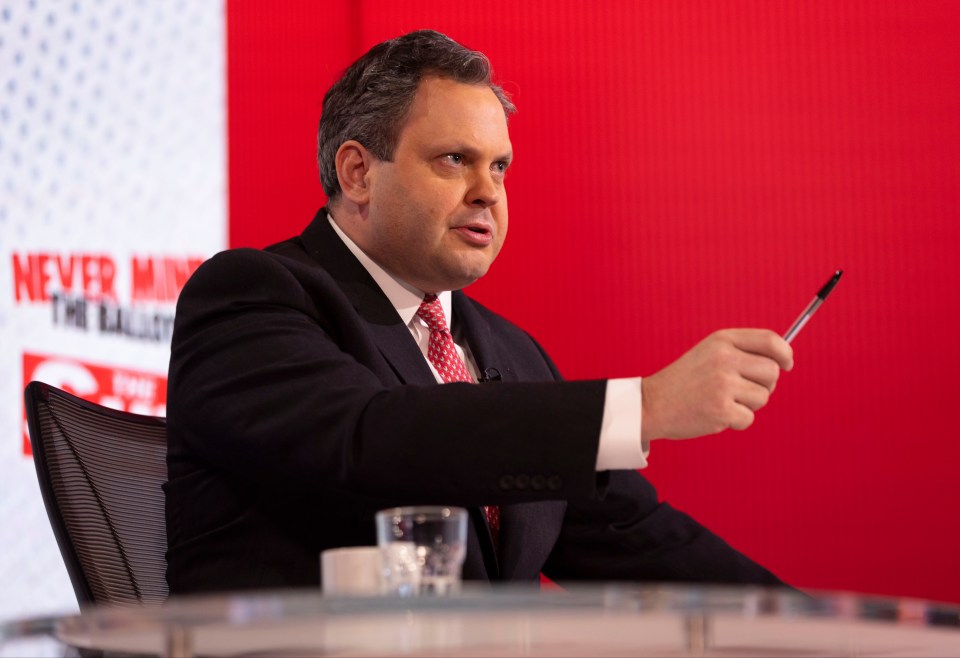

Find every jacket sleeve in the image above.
[167,248,609,506]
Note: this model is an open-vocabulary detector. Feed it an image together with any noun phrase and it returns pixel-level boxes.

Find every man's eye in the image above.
[494,161,508,173]
[444,154,464,165]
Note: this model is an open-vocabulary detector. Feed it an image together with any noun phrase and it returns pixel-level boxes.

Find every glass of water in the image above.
[375,506,467,597]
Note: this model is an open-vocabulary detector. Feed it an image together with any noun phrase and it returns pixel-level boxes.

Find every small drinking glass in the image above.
[375,506,467,597]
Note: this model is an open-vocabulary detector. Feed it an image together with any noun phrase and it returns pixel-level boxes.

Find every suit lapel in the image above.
[299,211,436,386]
[499,502,567,580]
[452,291,516,382]
[452,291,569,580]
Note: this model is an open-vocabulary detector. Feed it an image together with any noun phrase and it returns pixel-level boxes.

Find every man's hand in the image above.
[641,329,794,442]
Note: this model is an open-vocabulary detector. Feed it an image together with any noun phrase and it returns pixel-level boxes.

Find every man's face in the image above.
[361,77,512,293]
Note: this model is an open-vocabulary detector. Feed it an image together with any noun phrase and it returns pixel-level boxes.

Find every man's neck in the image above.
[326,210,455,328]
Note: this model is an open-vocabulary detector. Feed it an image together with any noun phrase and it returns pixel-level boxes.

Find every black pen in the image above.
[783,270,843,343]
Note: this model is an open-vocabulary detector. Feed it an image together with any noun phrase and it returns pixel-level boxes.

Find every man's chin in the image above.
[428,266,492,292]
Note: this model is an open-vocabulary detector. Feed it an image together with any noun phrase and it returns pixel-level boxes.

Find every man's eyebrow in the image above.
[436,143,513,162]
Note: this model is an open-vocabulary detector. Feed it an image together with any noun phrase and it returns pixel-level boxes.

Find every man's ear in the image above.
[335,140,375,205]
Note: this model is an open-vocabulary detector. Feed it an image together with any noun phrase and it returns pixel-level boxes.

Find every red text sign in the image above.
[22,352,167,455]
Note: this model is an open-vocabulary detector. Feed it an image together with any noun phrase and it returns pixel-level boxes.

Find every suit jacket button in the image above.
[514,474,530,490]
[547,475,563,491]
[499,474,514,490]
[531,475,546,490]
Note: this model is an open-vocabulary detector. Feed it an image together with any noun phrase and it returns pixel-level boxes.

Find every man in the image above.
[165,30,794,593]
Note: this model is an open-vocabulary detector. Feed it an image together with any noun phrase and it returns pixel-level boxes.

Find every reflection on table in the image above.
[3,585,960,657]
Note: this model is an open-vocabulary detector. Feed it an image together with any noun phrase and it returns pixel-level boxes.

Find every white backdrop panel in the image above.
[0,0,225,627]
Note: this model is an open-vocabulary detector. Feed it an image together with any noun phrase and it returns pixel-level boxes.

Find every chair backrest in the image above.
[24,381,169,606]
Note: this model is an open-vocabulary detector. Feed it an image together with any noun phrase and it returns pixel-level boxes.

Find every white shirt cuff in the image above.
[595,377,648,471]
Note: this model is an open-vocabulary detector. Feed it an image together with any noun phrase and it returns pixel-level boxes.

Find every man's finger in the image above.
[727,404,756,431]
[734,380,772,412]
[738,354,782,391]
[729,329,794,371]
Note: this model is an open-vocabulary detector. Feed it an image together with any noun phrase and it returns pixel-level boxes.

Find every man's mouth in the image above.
[452,223,494,246]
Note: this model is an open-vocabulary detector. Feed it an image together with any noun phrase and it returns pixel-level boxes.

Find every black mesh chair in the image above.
[24,381,169,606]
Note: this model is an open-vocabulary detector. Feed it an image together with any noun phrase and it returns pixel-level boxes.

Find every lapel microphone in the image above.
[478,367,502,383]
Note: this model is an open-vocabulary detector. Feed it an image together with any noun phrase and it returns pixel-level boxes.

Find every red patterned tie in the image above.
[417,294,473,384]
[416,294,501,546]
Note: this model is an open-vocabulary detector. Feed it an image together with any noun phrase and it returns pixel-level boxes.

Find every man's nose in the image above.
[467,169,501,208]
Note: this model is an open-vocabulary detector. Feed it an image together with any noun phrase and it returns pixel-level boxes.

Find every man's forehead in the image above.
[401,77,511,141]
[413,77,506,113]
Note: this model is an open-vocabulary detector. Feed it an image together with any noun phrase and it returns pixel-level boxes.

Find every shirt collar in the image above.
[327,213,454,326]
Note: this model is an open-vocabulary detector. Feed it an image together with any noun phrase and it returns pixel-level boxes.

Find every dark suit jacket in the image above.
[165,209,782,594]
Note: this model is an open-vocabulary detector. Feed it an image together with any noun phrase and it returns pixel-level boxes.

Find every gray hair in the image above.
[318,30,515,199]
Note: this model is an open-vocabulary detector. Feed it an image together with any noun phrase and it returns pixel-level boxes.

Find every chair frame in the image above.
[24,380,169,606]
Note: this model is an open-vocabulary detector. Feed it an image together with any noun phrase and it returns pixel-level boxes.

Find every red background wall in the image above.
[227,1,960,603]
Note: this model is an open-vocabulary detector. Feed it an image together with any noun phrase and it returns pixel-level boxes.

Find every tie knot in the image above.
[417,294,449,333]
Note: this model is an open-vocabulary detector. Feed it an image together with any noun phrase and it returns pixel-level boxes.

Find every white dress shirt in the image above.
[328,215,648,470]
